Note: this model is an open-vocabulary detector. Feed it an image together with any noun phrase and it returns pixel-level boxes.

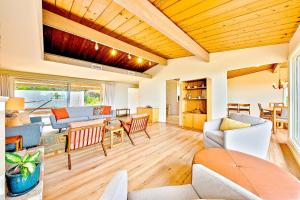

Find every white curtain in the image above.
[103,83,115,107]
[0,74,14,97]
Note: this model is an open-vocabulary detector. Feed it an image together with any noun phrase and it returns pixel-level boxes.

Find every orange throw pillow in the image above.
[52,108,69,120]
[101,106,111,115]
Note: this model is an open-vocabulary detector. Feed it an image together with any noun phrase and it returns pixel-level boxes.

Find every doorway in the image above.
[166,79,180,125]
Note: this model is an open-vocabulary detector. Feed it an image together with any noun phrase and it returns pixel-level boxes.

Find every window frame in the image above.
[289,50,300,153]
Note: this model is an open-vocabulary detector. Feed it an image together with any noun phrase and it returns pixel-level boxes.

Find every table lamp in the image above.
[5,97,25,127]
[6,97,25,114]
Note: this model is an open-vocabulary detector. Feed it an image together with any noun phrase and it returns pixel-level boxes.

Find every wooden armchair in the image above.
[120,114,150,145]
[272,106,288,133]
[258,103,272,120]
[66,120,107,170]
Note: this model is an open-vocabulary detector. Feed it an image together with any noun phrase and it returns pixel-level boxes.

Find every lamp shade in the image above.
[5,97,25,111]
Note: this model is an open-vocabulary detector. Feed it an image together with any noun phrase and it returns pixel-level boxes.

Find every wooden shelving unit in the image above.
[181,78,211,131]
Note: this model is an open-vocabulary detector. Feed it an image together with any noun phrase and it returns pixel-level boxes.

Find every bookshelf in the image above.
[181,78,211,131]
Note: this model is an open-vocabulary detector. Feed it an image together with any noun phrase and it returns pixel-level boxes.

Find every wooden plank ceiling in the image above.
[43,0,300,59]
[43,25,157,72]
[227,63,288,79]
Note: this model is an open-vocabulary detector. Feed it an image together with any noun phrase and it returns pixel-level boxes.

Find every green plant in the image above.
[5,151,41,179]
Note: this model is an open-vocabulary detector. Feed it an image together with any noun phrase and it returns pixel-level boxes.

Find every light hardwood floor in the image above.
[43,123,299,200]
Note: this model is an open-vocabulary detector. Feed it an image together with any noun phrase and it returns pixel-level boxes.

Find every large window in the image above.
[15,80,68,109]
[15,79,104,114]
[290,52,300,152]
[70,84,103,107]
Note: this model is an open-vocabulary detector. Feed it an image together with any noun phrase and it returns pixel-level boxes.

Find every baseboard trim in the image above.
[287,140,300,167]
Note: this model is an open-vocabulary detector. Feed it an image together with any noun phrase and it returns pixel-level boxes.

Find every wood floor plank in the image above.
[43,123,299,200]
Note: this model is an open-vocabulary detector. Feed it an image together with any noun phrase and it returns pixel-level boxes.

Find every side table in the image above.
[5,136,23,151]
[106,126,124,148]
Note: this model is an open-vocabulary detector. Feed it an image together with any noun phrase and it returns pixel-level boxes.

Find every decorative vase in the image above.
[6,163,41,196]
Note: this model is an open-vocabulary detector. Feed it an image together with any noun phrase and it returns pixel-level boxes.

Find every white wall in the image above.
[140,44,288,122]
[228,69,288,116]
[112,83,133,109]
[166,80,179,115]
[128,88,139,114]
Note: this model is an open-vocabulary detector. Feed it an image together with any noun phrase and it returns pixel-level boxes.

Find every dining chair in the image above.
[238,104,251,115]
[227,103,239,116]
[272,106,288,133]
[258,103,272,120]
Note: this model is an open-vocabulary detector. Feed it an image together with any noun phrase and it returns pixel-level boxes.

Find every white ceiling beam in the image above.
[113,0,209,62]
[43,10,167,65]
[44,53,152,79]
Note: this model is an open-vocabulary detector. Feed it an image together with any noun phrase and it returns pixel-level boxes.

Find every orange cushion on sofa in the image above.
[52,108,69,120]
[101,106,111,115]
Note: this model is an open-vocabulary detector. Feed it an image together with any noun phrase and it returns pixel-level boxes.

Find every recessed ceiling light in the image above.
[149,61,152,66]
[111,49,117,56]
[137,57,143,64]
[95,43,99,50]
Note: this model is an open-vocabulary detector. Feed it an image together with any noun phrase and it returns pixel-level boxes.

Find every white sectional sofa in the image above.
[203,113,272,159]
[100,164,261,200]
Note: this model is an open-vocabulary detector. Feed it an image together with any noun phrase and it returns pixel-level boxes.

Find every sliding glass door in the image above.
[290,51,300,152]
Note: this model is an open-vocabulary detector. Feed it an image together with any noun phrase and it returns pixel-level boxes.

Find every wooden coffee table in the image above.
[5,135,23,151]
[106,126,124,148]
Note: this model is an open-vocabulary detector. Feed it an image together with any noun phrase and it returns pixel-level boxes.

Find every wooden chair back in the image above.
[129,114,149,133]
[67,120,107,169]
[68,123,105,151]
[258,103,264,112]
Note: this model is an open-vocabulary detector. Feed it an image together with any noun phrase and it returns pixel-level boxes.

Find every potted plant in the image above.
[5,150,41,196]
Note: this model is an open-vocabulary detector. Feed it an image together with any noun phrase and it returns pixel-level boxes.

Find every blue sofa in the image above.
[50,106,116,132]
[6,117,43,151]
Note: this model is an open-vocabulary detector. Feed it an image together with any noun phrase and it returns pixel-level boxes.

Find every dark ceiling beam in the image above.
[43,10,167,65]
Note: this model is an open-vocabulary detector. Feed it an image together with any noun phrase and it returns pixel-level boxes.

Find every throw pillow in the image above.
[93,106,103,115]
[220,117,251,131]
[101,106,111,115]
[52,108,69,120]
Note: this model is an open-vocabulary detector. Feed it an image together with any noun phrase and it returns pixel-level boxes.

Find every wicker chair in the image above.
[120,114,150,145]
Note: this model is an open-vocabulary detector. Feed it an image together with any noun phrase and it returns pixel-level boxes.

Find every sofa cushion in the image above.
[229,113,265,126]
[66,106,94,118]
[101,170,128,200]
[56,116,88,124]
[93,106,103,115]
[102,106,111,115]
[220,118,250,131]
[128,184,199,200]
[88,115,104,120]
[205,130,224,146]
[52,108,69,120]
